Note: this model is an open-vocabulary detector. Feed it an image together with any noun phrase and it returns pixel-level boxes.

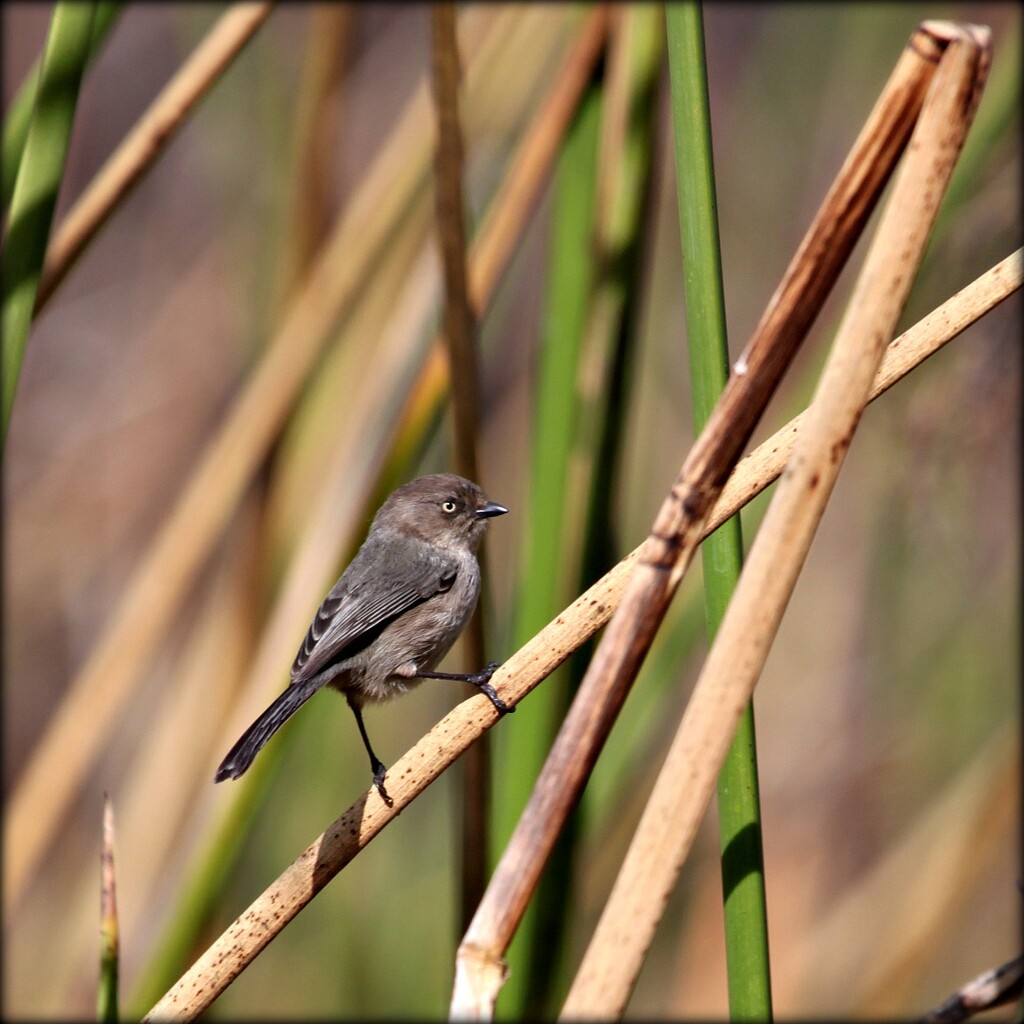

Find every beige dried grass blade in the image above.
[139,246,1015,1024]
[560,22,991,1019]
[35,2,275,313]
[2,3,511,915]
[464,4,611,310]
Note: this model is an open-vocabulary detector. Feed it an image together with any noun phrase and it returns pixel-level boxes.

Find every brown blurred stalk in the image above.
[430,0,491,933]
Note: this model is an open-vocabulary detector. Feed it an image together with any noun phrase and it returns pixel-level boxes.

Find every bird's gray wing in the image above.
[290,533,457,684]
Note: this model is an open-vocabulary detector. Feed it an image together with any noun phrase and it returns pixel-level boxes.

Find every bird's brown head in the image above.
[374,473,508,551]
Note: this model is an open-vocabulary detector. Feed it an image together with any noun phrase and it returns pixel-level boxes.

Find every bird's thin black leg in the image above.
[348,698,392,806]
[415,661,514,715]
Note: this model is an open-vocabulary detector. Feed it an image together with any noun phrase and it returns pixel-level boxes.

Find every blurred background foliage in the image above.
[2,2,1020,1019]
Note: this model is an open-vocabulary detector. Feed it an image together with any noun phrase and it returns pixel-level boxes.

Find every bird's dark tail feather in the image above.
[214,681,322,782]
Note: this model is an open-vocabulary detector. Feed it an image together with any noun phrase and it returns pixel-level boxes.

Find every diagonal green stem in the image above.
[1,1,98,444]
[1,2,122,212]
[665,3,772,1018]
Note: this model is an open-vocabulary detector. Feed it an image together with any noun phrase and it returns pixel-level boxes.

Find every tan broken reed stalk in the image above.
[35,2,275,313]
[558,22,991,1019]
[98,794,119,1022]
[449,21,965,1019]
[2,2,519,915]
[140,245,1017,1023]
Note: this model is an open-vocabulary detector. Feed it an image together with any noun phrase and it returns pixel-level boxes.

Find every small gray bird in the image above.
[214,473,511,804]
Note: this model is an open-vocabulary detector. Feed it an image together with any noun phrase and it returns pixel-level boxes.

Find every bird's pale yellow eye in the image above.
[441,499,457,514]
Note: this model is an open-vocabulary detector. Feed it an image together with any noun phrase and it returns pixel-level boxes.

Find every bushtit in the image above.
[214,473,511,804]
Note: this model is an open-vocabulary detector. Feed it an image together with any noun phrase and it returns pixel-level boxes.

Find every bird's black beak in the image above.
[475,500,508,519]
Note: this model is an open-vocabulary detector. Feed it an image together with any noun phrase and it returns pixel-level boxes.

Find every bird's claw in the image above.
[473,664,514,716]
[372,763,394,807]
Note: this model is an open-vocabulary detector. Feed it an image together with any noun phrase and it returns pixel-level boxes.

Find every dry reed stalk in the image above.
[140,246,1015,1023]
[432,2,482,483]
[3,4,512,916]
[450,22,960,1018]
[920,954,1024,1024]
[35,2,275,313]
[559,22,990,1018]
[98,794,119,1022]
